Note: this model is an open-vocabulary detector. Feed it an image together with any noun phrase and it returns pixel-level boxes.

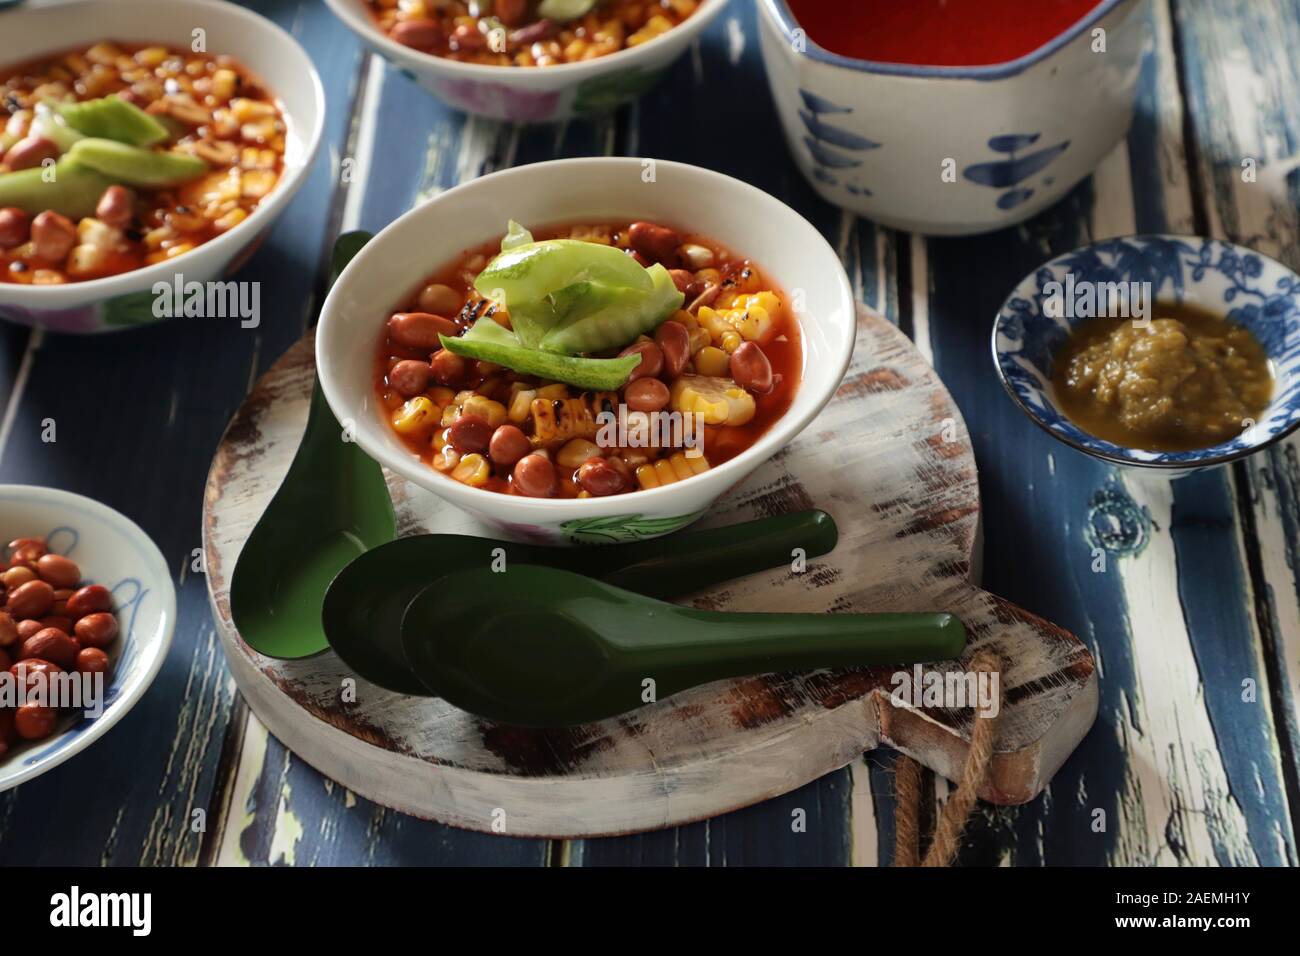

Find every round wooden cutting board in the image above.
[202,307,1098,838]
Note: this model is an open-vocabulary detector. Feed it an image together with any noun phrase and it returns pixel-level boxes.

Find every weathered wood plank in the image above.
[1172,0,1300,846]
[0,0,366,865]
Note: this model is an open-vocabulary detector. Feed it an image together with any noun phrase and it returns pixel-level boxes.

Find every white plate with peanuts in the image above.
[0,484,175,793]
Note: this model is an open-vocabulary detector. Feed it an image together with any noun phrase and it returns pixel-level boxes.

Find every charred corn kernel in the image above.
[628,15,674,45]
[679,243,715,270]
[429,386,456,407]
[719,330,743,353]
[136,46,169,68]
[241,169,278,198]
[451,453,490,487]
[695,346,729,377]
[536,383,568,401]
[212,68,239,101]
[461,395,507,428]
[687,326,711,355]
[558,439,602,470]
[530,397,597,445]
[392,396,437,434]
[214,208,247,232]
[652,458,677,485]
[697,306,729,339]
[439,404,459,428]
[432,427,451,451]
[86,43,123,65]
[231,97,277,122]
[509,389,536,423]
[670,375,757,427]
[635,463,661,490]
[432,446,460,473]
[165,242,195,259]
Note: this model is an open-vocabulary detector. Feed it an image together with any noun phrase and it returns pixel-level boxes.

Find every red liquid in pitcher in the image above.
[785,0,1106,67]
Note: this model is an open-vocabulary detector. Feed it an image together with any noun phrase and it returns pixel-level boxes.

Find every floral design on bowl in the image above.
[992,235,1300,475]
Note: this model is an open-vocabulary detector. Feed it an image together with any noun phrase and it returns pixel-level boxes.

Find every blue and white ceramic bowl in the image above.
[992,235,1300,477]
[0,486,175,792]
[756,0,1149,235]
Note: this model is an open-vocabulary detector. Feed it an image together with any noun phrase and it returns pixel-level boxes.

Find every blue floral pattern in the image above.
[993,235,1300,470]
[964,134,1071,211]
[797,89,879,194]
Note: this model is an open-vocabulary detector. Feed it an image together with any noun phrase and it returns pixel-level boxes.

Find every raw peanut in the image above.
[3,135,57,171]
[496,0,529,27]
[628,221,681,266]
[448,413,493,454]
[74,612,118,649]
[388,312,457,351]
[6,580,54,620]
[64,584,112,619]
[18,627,78,669]
[2,566,36,588]
[14,704,57,740]
[429,348,467,386]
[40,616,73,635]
[618,341,663,382]
[16,619,42,640]
[578,458,626,497]
[488,425,530,469]
[389,359,432,398]
[35,554,80,589]
[669,269,694,294]
[75,647,110,675]
[30,211,77,264]
[512,454,556,498]
[417,283,461,316]
[654,321,690,379]
[95,184,136,229]
[451,24,486,49]
[390,18,440,50]
[624,378,670,413]
[0,206,30,249]
[0,611,16,647]
[730,342,774,394]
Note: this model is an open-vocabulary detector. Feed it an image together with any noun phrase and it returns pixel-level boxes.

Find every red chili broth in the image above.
[785,0,1105,67]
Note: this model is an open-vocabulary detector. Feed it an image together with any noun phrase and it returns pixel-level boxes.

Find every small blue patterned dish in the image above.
[992,235,1300,477]
[0,486,175,792]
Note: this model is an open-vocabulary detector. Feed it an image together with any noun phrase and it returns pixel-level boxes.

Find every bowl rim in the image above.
[322,0,729,79]
[0,483,177,792]
[317,156,857,517]
[0,0,327,304]
[759,0,1134,81]
[990,232,1300,470]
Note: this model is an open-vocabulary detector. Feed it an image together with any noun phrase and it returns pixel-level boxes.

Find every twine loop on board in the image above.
[892,648,1004,868]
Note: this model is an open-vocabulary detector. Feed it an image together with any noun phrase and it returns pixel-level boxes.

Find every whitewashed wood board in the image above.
[201,307,1098,837]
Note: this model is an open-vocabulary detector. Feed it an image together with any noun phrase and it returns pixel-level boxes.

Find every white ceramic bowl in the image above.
[756,0,1149,235]
[0,485,175,793]
[323,0,728,122]
[317,157,856,544]
[0,0,325,333]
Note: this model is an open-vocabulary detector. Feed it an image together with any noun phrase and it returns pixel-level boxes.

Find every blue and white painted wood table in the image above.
[0,0,1296,865]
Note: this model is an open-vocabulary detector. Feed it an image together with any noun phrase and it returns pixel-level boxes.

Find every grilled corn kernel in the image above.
[214,208,247,232]
[451,453,490,487]
[536,383,569,400]
[429,386,456,407]
[432,427,451,451]
[461,395,507,428]
[719,330,743,353]
[694,346,729,377]
[670,375,757,427]
[635,451,709,490]
[432,446,460,473]
[635,463,661,490]
[439,404,459,428]
[687,326,711,355]
[558,439,602,470]
[212,68,239,102]
[509,389,536,423]
[392,396,437,434]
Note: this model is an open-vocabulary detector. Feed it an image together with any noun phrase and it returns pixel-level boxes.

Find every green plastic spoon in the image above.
[401,565,967,727]
[322,509,838,695]
[228,232,396,659]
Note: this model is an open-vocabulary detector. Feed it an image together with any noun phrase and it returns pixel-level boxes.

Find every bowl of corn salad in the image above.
[317,157,855,544]
[0,0,325,333]
[324,0,728,122]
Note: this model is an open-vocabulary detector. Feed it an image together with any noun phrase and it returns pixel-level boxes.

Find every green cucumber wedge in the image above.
[67,138,206,188]
[0,159,117,219]
[440,318,642,391]
[56,95,170,147]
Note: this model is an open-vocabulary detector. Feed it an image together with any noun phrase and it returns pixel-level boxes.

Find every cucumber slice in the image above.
[476,238,653,309]
[538,0,602,21]
[67,137,206,188]
[540,264,684,354]
[31,103,85,153]
[500,219,534,252]
[56,95,170,147]
[440,319,642,391]
[0,159,117,219]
